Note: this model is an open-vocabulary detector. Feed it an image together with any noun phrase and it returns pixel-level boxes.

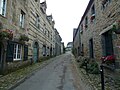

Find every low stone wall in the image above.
[5,60,31,74]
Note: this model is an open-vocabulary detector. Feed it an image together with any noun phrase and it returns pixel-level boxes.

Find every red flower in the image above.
[101,55,115,64]
[105,55,115,61]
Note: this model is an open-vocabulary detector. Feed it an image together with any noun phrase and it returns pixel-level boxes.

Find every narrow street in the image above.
[12,52,87,90]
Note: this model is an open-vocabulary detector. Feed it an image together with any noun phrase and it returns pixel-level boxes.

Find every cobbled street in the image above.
[12,52,91,90]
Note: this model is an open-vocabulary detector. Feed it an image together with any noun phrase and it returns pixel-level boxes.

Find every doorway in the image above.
[89,38,94,58]
[33,42,39,63]
[101,31,114,56]
[0,44,3,73]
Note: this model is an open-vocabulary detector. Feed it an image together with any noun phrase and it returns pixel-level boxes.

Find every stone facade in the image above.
[0,0,62,74]
[73,28,80,56]
[55,29,62,56]
[73,0,120,64]
[27,0,56,62]
[0,0,29,74]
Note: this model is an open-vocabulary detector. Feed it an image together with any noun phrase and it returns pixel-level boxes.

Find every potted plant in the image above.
[0,29,13,40]
[19,34,29,42]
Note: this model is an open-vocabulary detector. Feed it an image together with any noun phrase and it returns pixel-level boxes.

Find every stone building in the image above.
[54,29,62,56]
[0,0,29,74]
[0,0,61,74]
[66,42,73,51]
[27,0,56,62]
[73,28,80,56]
[73,0,120,64]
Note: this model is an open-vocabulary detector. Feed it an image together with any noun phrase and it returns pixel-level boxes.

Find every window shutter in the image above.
[24,45,28,61]
[6,41,14,62]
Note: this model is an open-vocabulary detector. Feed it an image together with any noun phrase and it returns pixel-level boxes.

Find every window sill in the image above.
[0,14,7,19]
[14,59,22,61]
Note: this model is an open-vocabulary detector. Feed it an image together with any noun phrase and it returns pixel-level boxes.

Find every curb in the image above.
[8,72,34,90]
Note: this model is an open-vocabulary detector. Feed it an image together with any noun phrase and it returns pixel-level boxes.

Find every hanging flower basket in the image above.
[19,34,29,42]
[0,29,13,40]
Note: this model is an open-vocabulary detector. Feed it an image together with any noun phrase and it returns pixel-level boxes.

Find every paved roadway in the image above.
[13,52,91,90]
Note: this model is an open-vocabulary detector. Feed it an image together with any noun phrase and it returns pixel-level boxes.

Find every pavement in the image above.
[0,52,98,90]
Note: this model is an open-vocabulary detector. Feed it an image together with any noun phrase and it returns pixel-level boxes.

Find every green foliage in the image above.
[79,57,100,74]
[0,29,13,39]
[19,34,29,42]
[87,61,100,74]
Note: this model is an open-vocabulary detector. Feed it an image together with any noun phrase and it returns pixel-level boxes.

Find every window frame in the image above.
[20,10,25,28]
[13,44,22,61]
[36,14,40,28]
[0,0,7,16]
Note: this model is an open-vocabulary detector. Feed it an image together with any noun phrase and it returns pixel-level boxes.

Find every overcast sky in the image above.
[40,0,89,46]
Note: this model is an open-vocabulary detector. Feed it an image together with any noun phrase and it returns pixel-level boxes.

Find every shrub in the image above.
[79,57,100,74]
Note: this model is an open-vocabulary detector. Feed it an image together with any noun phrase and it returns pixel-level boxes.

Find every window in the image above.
[80,24,83,33]
[91,5,95,22]
[48,31,50,37]
[89,39,94,58]
[20,10,25,28]
[0,0,7,16]
[13,44,22,60]
[81,44,84,56]
[91,5,95,15]
[36,14,40,28]
[102,0,112,10]
[85,16,88,29]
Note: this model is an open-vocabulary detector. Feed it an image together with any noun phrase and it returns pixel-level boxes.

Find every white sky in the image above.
[40,0,90,46]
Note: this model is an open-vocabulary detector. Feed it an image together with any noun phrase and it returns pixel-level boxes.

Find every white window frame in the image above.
[0,0,7,16]
[13,44,22,61]
[20,10,25,28]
